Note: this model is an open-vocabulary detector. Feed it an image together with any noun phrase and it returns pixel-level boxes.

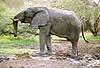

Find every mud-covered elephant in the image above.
[11,7,88,58]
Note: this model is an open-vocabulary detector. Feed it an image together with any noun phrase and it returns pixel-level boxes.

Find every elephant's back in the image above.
[48,8,81,26]
[48,8,81,38]
[48,8,73,18]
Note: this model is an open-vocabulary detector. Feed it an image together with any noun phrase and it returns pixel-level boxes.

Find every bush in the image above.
[0,2,13,35]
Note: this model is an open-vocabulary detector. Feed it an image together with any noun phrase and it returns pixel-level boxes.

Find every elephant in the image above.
[11,7,88,58]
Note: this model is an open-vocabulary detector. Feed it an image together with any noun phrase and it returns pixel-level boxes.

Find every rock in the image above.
[9,65,14,68]
[0,55,9,62]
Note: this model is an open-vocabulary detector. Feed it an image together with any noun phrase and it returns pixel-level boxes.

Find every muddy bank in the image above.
[0,40,100,68]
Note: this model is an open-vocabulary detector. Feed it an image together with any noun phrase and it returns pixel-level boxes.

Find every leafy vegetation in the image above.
[0,2,13,35]
[0,0,100,36]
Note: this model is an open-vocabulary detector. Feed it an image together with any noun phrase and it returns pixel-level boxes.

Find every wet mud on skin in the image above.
[0,40,100,68]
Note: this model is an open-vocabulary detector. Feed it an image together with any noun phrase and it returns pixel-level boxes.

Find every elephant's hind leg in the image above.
[71,41,78,58]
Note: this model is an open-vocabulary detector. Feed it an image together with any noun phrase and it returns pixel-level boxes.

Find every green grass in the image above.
[0,35,39,47]
[1,33,100,55]
[81,33,100,41]
[0,48,33,54]
[86,35,100,40]
[0,35,38,54]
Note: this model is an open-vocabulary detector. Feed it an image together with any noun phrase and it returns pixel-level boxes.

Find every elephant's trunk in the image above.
[13,20,18,37]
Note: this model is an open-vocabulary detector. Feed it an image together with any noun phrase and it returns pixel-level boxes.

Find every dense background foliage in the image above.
[0,0,100,36]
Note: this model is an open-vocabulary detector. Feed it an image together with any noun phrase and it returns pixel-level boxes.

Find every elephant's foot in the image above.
[38,52,46,56]
[35,52,51,57]
[70,52,78,59]
[70,55,78,59]
[33,52,45,57]
[45,51,52,56]
[33,51,52,57]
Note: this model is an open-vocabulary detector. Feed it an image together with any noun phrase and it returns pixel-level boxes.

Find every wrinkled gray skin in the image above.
[12,7,88,58]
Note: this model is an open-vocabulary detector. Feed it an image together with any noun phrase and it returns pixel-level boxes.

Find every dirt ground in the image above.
[0,39,100,68]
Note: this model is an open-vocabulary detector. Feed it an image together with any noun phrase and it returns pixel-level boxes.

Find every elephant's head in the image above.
[24,7,49,28]
[12,7,49,37]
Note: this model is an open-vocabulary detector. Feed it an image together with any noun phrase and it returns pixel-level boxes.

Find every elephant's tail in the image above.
[81,25,89,43]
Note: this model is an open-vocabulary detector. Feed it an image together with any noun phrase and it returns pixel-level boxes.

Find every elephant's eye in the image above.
[26,13,34,17]
[26,17,32,18]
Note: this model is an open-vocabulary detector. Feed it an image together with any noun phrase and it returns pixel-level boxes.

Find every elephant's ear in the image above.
[31,9,49,28]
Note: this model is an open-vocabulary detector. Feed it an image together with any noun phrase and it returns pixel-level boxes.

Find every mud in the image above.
[0,40,100,68]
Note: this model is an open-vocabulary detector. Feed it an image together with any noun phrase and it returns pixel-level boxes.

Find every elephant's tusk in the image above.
[13,19,19,21]
[10,18,19,21]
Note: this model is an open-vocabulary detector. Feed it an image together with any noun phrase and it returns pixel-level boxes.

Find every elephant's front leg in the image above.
[46,35,52,55]
[38,29,47,56]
